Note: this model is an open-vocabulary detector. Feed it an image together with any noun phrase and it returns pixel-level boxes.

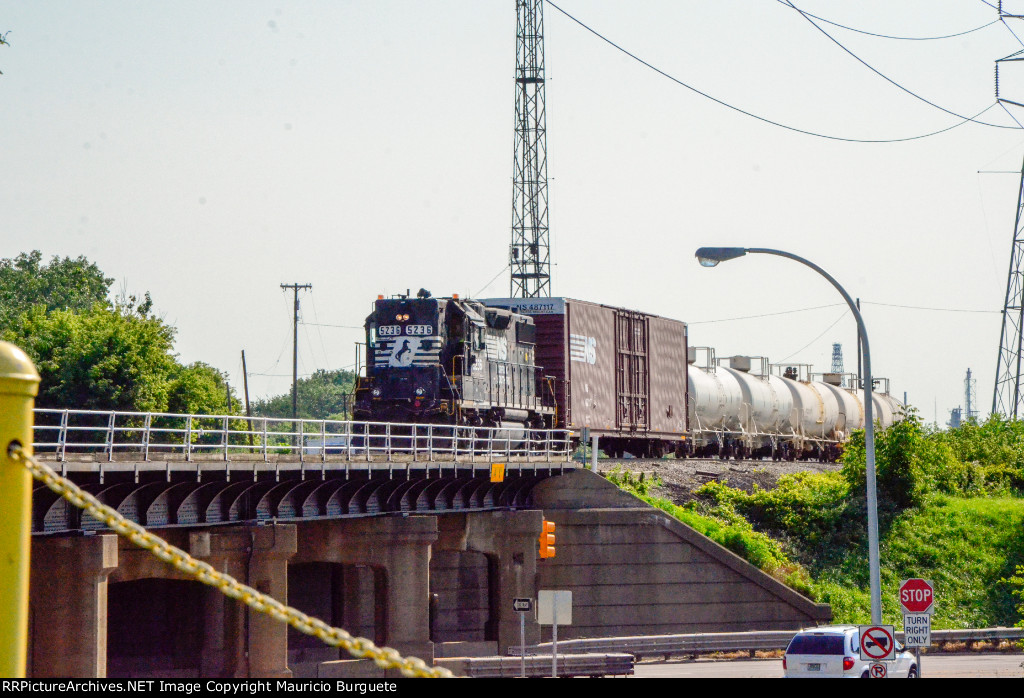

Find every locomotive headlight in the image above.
[414,387,425,396]
[371,388,382,397]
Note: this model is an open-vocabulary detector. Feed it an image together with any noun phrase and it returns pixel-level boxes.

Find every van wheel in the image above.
[908,665,918,678]
[860,670,870,678]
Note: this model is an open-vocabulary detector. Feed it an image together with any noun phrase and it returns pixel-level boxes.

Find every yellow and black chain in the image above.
[10,445,455,679]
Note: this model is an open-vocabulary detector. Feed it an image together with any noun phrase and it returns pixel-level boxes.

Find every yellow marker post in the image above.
[490,463,505,483]
[0,342,39,677]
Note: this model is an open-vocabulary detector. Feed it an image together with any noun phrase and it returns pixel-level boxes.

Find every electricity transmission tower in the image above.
[510,0,551,298]
[992,157,1024,418]
[992,6,1024,418]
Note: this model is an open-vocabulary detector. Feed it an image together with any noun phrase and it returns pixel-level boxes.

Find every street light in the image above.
[694,246,882,624]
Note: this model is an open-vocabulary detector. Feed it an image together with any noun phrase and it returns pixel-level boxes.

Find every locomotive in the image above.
[352,290,555,431]
[355,291,903,460]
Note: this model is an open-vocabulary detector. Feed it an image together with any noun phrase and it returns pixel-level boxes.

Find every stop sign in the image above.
[899,578,934,614]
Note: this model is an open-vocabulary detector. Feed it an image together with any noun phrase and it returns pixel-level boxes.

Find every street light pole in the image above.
[694,246,882,624]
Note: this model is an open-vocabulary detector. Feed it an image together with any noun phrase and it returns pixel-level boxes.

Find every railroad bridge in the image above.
[26,409,830,678]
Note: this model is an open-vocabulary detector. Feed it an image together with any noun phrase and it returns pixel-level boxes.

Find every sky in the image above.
[4,0,1024,424]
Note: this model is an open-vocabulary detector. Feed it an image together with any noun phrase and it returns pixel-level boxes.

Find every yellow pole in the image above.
[0,342,39,677]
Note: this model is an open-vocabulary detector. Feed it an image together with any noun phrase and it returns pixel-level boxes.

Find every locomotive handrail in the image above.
[30,408,573,462]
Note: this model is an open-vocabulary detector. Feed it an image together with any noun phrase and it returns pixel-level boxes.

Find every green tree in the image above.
[840,409,966,514]
[251,368,356,420]
[0,250,113,330]
[168,361,238,415]
[4,303,178,411]
[1,250,240,415]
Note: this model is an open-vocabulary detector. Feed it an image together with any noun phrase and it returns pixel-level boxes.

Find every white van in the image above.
[783,625,918,678]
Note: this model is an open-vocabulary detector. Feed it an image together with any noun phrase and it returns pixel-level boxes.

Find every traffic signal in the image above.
[538,519,556,559]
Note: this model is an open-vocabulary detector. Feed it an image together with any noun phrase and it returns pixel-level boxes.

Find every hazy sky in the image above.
[4,1,1024,424]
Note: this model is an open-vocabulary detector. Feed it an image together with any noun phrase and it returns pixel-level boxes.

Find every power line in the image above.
[476,263,511,297]
[862,301,1000,314]
[309,293,332,370]
[774,0,998,41]
[689,299,999,325]
[782,0,1019,130]
[778,310,849,362]
[299,322,364,330]
[688,303,845,324]
[543,1,1005,142]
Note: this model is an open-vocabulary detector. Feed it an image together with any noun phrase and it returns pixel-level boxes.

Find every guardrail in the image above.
[31,409,573,463]
[436,653,635,678]
[509,628,1024,661]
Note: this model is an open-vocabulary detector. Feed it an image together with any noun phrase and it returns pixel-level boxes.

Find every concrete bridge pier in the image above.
[435,510,543,654]
[29,533,118,678]
[293,516,438,665]
[188,526,297,678]
[29,525,298,679]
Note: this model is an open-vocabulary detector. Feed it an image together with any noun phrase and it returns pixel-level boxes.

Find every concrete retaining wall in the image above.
[531,470,830,640]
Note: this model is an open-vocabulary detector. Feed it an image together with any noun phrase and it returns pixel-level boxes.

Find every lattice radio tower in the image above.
[831,342,844,374]
[965,368,978,422]
[510,0,551,298]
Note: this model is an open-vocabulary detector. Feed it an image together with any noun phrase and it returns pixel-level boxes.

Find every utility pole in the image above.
[281,283,312,428]
[510,0,551,298]
[856,298,862,389]
[241,350,254,446]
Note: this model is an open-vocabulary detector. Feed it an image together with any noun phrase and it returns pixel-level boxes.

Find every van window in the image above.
[786,635,845,655]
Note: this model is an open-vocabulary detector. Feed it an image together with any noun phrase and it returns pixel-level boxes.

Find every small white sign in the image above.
[537,590,572,626]
[903,613,931,647]
[512,598,533,613]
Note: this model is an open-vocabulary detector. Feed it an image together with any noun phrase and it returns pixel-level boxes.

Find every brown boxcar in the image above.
[481,297,688,457]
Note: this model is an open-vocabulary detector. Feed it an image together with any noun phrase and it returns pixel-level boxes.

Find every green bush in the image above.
[604,468,813,596]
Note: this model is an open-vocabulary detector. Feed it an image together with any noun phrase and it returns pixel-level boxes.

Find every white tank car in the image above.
[818,380,864,439]
[687,362,743,433]
[686,350,904,461]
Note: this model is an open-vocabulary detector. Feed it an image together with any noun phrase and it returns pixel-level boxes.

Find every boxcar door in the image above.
[615,311,650,432]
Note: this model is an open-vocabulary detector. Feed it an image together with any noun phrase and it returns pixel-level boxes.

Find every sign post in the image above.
[512,598,532,678]
[538,590,572,678]
[899,578,934,678]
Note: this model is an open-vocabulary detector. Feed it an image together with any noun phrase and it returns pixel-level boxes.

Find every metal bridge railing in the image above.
[31,409,573,462]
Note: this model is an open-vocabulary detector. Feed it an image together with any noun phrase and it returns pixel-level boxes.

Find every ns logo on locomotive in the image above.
[354,290,904,461]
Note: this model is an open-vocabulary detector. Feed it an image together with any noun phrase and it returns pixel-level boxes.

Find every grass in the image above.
[763,494,1024,627]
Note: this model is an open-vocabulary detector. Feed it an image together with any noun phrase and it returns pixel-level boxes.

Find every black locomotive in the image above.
[353,290,555,430]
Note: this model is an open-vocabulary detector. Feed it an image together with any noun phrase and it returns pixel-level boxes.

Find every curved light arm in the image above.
[695,246,882,624]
